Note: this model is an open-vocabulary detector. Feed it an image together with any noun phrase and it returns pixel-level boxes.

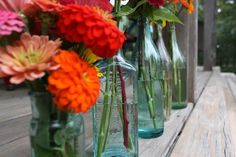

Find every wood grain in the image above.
[195,71,212,102]
[139,103,193,157]
[223,73,236,151]
[0,136,30,157]
[0,89,31,123]
[0,115,30,146]
[1,72,236,157]
[171,73,235,157]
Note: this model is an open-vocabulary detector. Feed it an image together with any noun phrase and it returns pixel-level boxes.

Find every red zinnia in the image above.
[148,0,165,8]
[57,4,126,58]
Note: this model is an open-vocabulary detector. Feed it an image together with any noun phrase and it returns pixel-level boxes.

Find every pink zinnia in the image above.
[148,0,165,8]
[0,10,25,36]
[0,33,62,84]
[0,0,32,12]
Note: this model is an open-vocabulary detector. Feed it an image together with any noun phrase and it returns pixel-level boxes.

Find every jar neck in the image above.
[170,24,185,59]
[156,24,172,63]
[170,25,177,44]
[29,91,69,123]
[157,24,163,39]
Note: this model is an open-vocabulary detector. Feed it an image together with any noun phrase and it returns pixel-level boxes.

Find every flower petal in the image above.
[10,74,25,84]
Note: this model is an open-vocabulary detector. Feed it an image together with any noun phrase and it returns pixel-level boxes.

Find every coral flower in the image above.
[48,50,100,113]
[75,0,112,12]
[57,4,126,58]
[32,0,65,12]
[0,10,25,36]
[148,0,165,8]
[0,0,32,12]
[0,33,61,84]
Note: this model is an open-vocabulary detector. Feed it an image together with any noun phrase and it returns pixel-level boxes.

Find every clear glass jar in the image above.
[93,53,138,157]
[155,24,173,121]
[30,92,86,157]
[170,24,188,109]
[136,18,164,139]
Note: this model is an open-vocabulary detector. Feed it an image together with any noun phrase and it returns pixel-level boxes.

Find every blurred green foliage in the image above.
[198,0,236,73]
[216,0,236,73]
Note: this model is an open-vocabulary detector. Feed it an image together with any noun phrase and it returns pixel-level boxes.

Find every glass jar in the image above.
[170,24,188,109]
[155,24,173,121]
[93,53,138,157]
[136,18,164,139]
[30,92,86,157]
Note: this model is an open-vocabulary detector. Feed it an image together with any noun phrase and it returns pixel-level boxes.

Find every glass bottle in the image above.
[136,17,164,139]
[155,24,173,121]
[30,92,86,157]
[170,24,188,109]
[92,52,138,157]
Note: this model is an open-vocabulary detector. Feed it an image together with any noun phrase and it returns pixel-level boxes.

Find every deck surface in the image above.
[0,71,235,157]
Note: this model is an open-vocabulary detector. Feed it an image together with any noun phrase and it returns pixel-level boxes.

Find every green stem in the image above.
[30,79,45,92]
[97,59,112,157]
[102,61,117,151]
[61,145,69,157]
[141,67,157,129]
[163,78,171,120]
[177,68,182,105]
[53,146,69,157]
[174,64,178,86]
[148,61,157,127]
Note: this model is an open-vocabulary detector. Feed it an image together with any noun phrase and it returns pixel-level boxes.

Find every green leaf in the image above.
[54,130,65,146]
[150,7,182,24]
[114,0,146,17]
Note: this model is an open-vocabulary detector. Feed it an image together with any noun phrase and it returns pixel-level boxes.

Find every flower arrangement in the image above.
[0,0,195,156]
[0,0,125,112]
[0,0,126,156]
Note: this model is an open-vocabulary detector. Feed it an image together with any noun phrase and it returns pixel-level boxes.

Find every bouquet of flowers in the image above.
[0,0,125,102]
[0,0,195,156]
[0,0,126,156]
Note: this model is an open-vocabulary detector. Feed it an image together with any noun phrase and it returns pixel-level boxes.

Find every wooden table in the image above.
[0,70,236,157]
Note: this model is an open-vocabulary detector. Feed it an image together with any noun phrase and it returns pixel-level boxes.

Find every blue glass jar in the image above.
[136,18,164,139]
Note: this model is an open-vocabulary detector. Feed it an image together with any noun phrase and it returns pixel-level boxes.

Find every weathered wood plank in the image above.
[0,136,30,157]
[0,115,30,146]
[171,73,235,157]
[0,114,91,156]
[195,71,212,102]
[0,112,93,149]
[139,103,193,157]
[225,74,236,99]
[0,103,193,157]
[223,73,236,151]
[0,88,30,123]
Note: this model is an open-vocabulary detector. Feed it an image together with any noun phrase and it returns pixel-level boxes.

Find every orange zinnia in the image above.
[48,50,100,113]
[169,0,194,14]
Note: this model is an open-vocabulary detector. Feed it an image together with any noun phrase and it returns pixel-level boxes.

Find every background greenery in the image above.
[198,0,236,73]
